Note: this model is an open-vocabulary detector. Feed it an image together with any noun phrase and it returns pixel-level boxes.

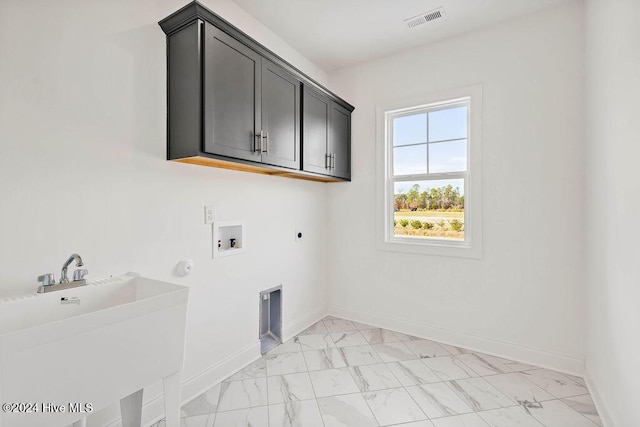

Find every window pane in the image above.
[393,113,427,146]
[393,179,465,241]
[393,145,427,175]
[428,106,467,142]
[428,139,467,173]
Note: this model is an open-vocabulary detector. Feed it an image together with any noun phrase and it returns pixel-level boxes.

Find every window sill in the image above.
[377,238,482,259]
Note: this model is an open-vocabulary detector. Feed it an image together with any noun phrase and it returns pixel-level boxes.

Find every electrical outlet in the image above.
[204,205,215,224]
[295,230,303,242]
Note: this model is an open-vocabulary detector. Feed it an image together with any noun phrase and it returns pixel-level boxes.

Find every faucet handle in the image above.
[37,274,56,286]
[73,269,88,281]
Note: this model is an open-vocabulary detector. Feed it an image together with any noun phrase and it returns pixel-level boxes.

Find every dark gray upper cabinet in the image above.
[203,23,300,168]
[159,1,353,182]
[302,86,351,180]
[260,60,300,170]
[203,23,261,163]
[302,87,331,175]
[329,102,351,180]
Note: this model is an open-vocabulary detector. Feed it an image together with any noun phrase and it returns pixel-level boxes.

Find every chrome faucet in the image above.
[37,253,89,293]
[60,253,83,284]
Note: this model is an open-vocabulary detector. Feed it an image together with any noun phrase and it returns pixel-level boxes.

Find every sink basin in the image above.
[0,273,189,427]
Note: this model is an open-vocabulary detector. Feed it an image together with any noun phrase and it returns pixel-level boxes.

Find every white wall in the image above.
[327,1,586,373]
[584,0,640,425]
[9,0,637,424]
[0,0,329,424]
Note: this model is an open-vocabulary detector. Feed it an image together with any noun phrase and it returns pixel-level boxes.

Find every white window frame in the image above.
[376,84,483,258]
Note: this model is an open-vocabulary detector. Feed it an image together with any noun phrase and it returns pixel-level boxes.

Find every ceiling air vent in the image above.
[404,7,444,29]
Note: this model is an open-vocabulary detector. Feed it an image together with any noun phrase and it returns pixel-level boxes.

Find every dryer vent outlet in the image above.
[259,286,282,354]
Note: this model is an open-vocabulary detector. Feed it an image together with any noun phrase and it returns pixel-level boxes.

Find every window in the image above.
[376,85,482,258]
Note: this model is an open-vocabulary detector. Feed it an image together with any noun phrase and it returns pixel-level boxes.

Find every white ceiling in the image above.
[229,0,573,71]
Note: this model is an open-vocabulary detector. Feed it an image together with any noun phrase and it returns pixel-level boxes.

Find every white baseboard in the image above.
[584,364,613,427]
[106,310,328,427]
[282,307,327,342]
[329,305,585,377]
[141,341,260,427]
[102,341,261,427]
[142,341,260,426]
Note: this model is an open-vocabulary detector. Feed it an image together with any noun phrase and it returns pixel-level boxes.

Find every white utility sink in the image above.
[0,273,189,427]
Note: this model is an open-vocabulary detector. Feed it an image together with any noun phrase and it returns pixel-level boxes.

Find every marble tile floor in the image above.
[152,316,601,427]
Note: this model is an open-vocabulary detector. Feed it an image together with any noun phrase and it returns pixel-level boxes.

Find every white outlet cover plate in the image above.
[204,205,215,224]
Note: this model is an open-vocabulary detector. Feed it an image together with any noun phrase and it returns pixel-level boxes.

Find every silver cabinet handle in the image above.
[331,153,336,170]
[325,153,331,169]
[263,131,269,153]
[254,131,263,153]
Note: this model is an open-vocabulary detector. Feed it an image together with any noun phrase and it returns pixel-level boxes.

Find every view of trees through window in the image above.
[394,180,464,240]
[390,102,468,241]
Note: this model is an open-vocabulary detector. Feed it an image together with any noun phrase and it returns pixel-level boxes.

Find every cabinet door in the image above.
[203,22,261,162]
[329,102,351,180]
[260,60,300,169]
[302,86,330,175]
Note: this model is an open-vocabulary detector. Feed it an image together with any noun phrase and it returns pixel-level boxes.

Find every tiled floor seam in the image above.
[161,317,600,427]
[516,366,585,400]
[368,340,543,427]
[361,391,384,427]
[214,403,268,413]
[305,362,325,427]
[265,368,270,427]
[337,325,428,426]
[554,397,602,427]
[378,352,432,425]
